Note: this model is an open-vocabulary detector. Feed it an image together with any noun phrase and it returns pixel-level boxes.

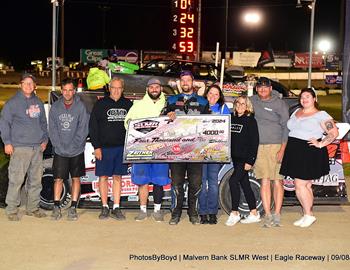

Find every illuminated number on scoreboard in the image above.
[187,27,193,38]
[179,41,194,53]
[170,0,197,55]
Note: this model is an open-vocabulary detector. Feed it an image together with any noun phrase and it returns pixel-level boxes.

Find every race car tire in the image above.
[219,167,264,217]
[39,168,72,210]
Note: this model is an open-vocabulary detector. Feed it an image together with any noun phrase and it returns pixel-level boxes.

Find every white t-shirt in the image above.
[287,109,332,140]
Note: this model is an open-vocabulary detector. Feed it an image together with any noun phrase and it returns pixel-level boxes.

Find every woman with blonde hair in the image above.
[226,95,261,226]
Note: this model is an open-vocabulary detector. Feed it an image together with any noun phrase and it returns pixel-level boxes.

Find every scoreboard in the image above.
[170,0,198,56]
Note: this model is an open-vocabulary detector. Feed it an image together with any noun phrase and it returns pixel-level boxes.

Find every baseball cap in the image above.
[180,70,194,79]
[256,77,271,87]
[147,78,162,86]
[21,73,37,83]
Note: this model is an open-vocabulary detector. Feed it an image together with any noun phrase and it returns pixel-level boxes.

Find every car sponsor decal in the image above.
[92,178,139,196]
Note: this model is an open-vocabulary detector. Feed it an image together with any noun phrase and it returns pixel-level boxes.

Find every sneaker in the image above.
[99,206,109,220]
[51,206,62,221]
[241,213,261,224]
[152,211,164,222]
[299,215,316,228]
[7,213,20,221]
[26,209,47,218]
[135,210,147,222]
[293,216,306,227]
[272,213,282,227]
[225,213,241,226]
[261,214,273,228]
[169,214,180,225]
[67,207,78,221]
[189,215,200,225]
[208,214,217,225]
[200,215,209,224]
[111,208,126,220]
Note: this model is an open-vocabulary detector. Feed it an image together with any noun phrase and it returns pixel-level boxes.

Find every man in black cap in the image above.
[251,77,289,227]
[163,71,210,225]
[0,73,48,221]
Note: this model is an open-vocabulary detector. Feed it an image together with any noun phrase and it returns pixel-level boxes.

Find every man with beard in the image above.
[124,78,171,222]
[49,78,89,221]
[164,71,210,225]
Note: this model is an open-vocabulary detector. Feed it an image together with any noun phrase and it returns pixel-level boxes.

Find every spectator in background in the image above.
[86,64,111,95]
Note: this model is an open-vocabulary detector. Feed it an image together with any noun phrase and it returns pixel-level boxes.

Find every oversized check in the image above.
[123,115,231,163]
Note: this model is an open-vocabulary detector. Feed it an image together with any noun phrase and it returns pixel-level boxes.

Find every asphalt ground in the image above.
[0,204,349,270]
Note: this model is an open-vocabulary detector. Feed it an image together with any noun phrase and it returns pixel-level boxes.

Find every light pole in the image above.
[224,0,228,60]
[297,0,316,88]
[51,0,59,95]
[308,0,316,88]
[60,0,65,82]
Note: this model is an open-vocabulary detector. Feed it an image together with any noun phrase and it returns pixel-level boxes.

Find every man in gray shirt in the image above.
[0,73,48,221]
[49,78,89,221]
[251,77,289,227]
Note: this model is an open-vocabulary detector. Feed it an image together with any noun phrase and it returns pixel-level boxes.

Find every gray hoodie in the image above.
[49,95,89,157]
[0,90,48,147]
[251,91,289,144]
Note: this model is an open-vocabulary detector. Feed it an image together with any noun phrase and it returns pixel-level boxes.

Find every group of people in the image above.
[0,71,338,228]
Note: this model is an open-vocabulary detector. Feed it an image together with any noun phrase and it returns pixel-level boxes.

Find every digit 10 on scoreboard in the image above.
[170,0,198,55]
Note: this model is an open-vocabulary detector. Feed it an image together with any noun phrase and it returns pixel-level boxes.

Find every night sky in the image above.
[1,0,343,69]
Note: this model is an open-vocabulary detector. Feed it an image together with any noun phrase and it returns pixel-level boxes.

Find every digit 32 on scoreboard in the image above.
[170,0,198,56]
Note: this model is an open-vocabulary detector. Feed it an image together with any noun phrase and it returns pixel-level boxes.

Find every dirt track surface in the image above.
[0,205,349,270]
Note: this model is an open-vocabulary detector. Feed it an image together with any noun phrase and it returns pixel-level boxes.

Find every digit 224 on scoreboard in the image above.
[170,0,198,56]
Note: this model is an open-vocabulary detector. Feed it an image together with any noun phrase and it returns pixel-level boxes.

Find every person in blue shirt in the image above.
[199,85,230,225]
[164,71,210,225]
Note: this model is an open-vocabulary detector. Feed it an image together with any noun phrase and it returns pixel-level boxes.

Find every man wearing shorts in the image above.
[89,77,132,220]
[49,78,89,220]
[251,77,289,227]
[124,78,171,222]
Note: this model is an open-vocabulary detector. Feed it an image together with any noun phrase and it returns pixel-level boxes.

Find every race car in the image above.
[108,59,290,97]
